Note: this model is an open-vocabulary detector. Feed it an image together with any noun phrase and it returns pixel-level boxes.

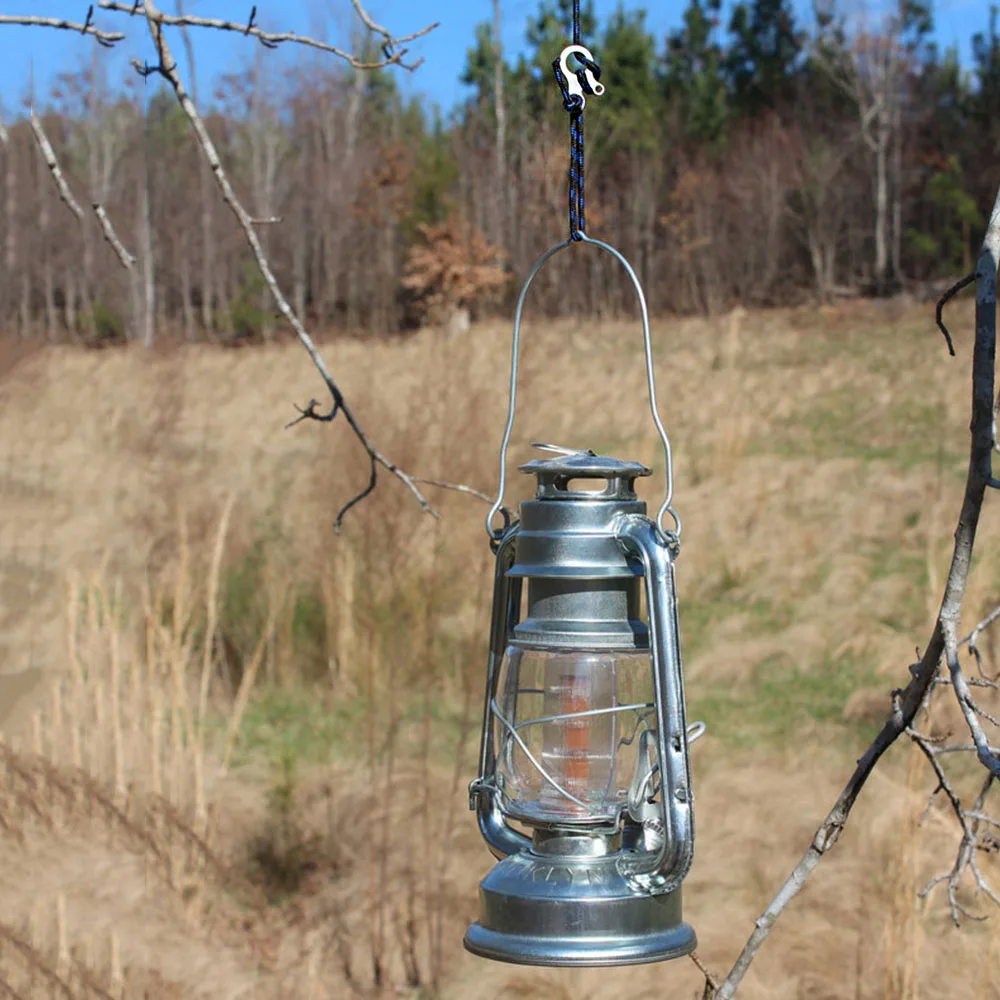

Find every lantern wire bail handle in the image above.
[486,233,680,543]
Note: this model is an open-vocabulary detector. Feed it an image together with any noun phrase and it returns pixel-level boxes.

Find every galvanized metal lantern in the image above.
[465,235,701,967]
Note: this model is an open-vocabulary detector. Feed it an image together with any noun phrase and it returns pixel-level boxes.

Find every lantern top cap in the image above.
[518,446,651,482]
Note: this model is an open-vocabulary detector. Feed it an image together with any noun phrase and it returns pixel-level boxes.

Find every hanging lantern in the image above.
[465,234,701,967]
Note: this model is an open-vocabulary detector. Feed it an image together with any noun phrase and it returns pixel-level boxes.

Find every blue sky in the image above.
[0,0,991,116]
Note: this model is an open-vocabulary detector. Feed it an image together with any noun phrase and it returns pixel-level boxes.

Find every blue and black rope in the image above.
[551,2,598,241]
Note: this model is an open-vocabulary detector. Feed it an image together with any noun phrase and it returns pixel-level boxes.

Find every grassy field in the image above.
[0,298,998,998]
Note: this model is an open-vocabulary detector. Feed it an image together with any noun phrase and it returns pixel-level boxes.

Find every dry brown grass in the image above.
[1,298,999,997]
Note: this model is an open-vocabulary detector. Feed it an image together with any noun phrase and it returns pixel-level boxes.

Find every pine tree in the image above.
[725,0,804,117]
[662,0,728,146]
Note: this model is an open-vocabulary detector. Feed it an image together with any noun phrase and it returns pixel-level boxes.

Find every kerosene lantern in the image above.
[465,233,701,967]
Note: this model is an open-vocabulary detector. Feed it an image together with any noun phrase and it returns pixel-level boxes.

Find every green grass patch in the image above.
[762,386,962,470]
[230,690,365,766]
[227,687,475,769]
[680,590,796,660]
[689,651,879,749]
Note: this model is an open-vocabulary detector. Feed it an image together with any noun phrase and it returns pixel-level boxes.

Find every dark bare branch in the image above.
[936,273,976,357]
[130,0,440,528]
[712,177,1000,1000]
[99,1,437,70]
[0,12,124,47]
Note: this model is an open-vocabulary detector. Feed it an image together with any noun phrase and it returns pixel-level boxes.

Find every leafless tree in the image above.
[493,0,507,253]
[813,0,920,295]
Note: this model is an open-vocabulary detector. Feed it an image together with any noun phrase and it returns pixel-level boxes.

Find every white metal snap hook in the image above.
[557,45,605,109]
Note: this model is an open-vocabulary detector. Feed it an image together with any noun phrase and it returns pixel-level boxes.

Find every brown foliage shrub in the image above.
[402,215,508,325]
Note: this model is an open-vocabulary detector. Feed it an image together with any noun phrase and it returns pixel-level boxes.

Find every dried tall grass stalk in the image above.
[50,680,62,767]
[194,493,235,833]
[149,686,162,797]
[109,930,122,995]
[336,542,356,681]
[128,638,141,789]
[67,576,83,772]
[110,625,125,803]
[885,744,922,1000]
[206,597,285,846]
[55,894,68,981]
[93,680,105,778]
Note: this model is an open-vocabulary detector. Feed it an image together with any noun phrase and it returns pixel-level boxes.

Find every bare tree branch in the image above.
[917,769,998,924]
[29,111,84,222]
[711,179,1000,1000]
[411,477,493,504]
[130,0,440,528]
[0,11,124,47]
[92,204,135,270]
[29,109,136,276]
[99,1,438,70]
[936,273,976,357]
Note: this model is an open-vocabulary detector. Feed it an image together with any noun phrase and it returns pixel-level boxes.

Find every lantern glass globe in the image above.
[494,645,655,828]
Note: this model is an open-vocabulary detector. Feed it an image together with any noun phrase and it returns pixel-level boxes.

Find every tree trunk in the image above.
[177,2,213,334]
[64,271,76,337]
[874,113,889,295]
[139,149,155,349]
[0,109,13,329]
[493,0,506,251]
[180,238,194,340]
[38,148,56,342]
[293,205,307,322]
[891,100,902,288]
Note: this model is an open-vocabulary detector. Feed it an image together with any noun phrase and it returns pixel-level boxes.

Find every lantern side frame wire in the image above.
[486,233,680,541]
[491,696,704,821]
[491,696,657,817]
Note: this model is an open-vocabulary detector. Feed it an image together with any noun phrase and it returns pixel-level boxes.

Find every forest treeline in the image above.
[0,0,998,344]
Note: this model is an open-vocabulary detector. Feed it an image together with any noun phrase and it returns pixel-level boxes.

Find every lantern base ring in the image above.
[464,849,696,967]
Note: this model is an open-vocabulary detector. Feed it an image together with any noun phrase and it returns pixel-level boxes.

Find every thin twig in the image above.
[909,728,965,824]
[0,12,124,47]
[689,951,720,997]
[350,0,440,68]
[131,1,438,529]
[411,476,493,504]
[918,774,997,925]
[99,1,437,70]
[936,273,976,357]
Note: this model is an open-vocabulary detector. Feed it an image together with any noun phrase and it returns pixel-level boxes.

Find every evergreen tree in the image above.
[597,5,659,153]
[725,0,804,116]
[661,0,728,146]
[462,22,499,108]
[526,0,598,53]
[971,6,1000,154]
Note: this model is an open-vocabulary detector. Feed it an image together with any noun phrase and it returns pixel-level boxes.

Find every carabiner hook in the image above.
[556,45,604,110]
